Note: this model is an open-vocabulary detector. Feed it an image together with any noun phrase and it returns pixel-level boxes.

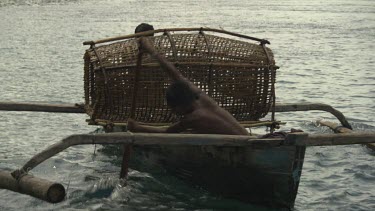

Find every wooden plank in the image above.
[0,102,85,113]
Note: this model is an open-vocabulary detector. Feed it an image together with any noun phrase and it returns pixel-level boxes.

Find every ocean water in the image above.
[0,0,374,210]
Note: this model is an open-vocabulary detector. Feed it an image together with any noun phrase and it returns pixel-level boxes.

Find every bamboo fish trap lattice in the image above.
[83,28,278,125]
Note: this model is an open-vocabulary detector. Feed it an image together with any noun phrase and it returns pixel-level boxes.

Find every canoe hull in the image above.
[133,144,306,209]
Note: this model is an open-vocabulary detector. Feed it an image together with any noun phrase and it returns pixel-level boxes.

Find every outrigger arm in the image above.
[0,102,352,129]
[318,119,375,150]
[0,132,374,203]
[0,101,371,203]
[11,132,375,175]
[274,103,352,129]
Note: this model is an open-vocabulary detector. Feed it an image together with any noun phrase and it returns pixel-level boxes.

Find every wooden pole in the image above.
[300,132,375,147]
[118,48,144,179]
[318,120,352,133]
[0,101,351,132]
[119,144,131,178]
[93,119,285,128]
[83,27,270,46]
[11,132,375,176]
[0,102,85,113]
[100,62,278,70]
[4,131,374,203]
[318,120,375,150]
[11,133,271,176]
[275,103,352,129]
[13,133,133,178]
[0,170,65,203]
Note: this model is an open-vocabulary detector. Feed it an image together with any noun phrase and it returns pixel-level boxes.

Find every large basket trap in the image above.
[83,28,278,125]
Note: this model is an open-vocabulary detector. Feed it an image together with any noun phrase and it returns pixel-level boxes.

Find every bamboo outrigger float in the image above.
[0,28,374,209]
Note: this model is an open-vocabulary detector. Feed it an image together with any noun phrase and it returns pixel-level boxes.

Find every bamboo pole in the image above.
[99,62,279,70]
[301,132,375,147]
[119,46,145,179]
[318,120,375,150]
[0,102,85,113]
[0,170,65,203]
[4,131,374,202]
[12,133,279,175]
[11,132,375,177]
[275,103,352,129]
[93,119,286,128]
[83,27,270,46]
[318,120,352,133]
[0,101,350,131]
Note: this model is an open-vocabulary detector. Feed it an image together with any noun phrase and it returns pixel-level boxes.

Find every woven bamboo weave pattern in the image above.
[84,29,277,124]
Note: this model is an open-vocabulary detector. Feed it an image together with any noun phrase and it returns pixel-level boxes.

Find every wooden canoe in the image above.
[132,144,305,209]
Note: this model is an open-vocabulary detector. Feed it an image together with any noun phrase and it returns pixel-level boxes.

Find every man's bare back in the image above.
[127,38,249,135]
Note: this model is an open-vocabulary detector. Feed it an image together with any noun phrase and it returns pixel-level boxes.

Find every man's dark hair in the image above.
[166,81,198,108]
[135,23,154,35]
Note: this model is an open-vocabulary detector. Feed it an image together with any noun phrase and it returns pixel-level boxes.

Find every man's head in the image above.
[166,81,198,114]
[135,23,154,36]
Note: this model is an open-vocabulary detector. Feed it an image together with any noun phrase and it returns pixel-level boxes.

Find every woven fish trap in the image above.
[83,28,278,125]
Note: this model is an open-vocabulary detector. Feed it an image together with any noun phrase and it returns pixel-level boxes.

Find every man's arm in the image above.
[139,38,201,93]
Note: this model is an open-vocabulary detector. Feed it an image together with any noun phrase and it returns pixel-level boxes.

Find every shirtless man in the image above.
[134,23,154,35]
[127,38,249,135]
